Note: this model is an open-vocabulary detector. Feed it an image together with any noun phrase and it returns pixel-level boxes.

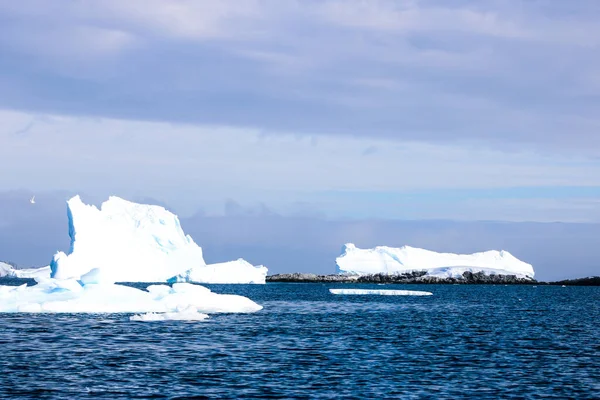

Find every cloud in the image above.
[314,0,530,39]
[362,146,378,156]
[0,0,598,155]
[1,108,600,222]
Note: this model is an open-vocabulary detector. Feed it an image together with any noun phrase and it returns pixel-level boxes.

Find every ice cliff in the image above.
[49,195,267,284]
[336,243,534,279]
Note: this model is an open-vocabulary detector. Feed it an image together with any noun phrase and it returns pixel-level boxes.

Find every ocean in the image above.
[1,282,598,398]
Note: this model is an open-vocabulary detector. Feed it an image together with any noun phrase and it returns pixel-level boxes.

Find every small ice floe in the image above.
[130,306,209,322]
[329,288,432,296]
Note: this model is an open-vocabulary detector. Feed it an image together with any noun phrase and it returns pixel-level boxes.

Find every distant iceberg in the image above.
[0,262,14,277]
[336,243,534,279]
[171,259,268,284]
[1,263,53,280]
[49,195,267,284]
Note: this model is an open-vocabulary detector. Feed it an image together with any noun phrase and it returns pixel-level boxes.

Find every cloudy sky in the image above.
[1,1,599,279]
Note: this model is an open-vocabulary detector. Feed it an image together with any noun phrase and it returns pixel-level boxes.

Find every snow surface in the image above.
[49,195,267,283]
[336,243,535,279]
[329,289,433,296]
[0,280,262,314]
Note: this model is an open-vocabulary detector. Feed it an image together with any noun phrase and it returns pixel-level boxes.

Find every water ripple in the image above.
[0,283,598,398]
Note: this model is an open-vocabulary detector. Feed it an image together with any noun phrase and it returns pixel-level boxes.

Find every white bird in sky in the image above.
[30,196,35,204]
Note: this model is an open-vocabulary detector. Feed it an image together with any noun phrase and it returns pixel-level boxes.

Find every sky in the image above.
[0,0,599,279]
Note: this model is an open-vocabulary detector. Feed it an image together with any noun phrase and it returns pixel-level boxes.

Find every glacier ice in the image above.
[48,195,267,284]
[329,288,433,296]
[336,243,535,279]
[0,280,262,314]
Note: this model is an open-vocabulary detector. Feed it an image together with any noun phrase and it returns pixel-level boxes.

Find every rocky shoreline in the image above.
[266,273,600,285]
[266,271,536,284]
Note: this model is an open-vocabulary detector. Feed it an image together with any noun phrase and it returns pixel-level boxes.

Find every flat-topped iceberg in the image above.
[0,280,262,314]
[49,195,267,284]
[336,243,534,279]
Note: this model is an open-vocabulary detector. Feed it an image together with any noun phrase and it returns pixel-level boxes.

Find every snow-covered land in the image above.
[49,195,267,284]
[329,289,433,296]
[336,243,535,279]
[0,280,262,315]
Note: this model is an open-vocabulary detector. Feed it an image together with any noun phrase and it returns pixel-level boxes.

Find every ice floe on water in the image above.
[0,280,262,314]
[329,288,433,296]
[130,306,210,322]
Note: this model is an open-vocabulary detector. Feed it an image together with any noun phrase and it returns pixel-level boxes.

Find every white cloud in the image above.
[314,0,530,39]
[1,108,600,219]
[1,0,600,158]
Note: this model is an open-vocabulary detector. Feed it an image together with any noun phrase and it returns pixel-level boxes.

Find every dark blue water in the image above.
[0,283,598,399]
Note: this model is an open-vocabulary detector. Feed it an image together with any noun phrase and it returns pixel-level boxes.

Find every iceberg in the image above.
[13,266,52,279]
[171,259,268,284]
[0,280,262,314]
[0,196,268,316]
[337,243,534,279]
[1,263,54,280]
[329,288,433,296]
[0,262,14,277]
[49,195,267,284]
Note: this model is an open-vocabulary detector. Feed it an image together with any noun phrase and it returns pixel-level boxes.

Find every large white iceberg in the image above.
[0,280,262,315]
[0,196,269,317]
[49,195,267,284]
[336,243,535,279]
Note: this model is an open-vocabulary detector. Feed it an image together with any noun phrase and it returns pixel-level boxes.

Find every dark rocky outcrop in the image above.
[542,276,600,286]
[266,273,359,283]
[266,271,536,284]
